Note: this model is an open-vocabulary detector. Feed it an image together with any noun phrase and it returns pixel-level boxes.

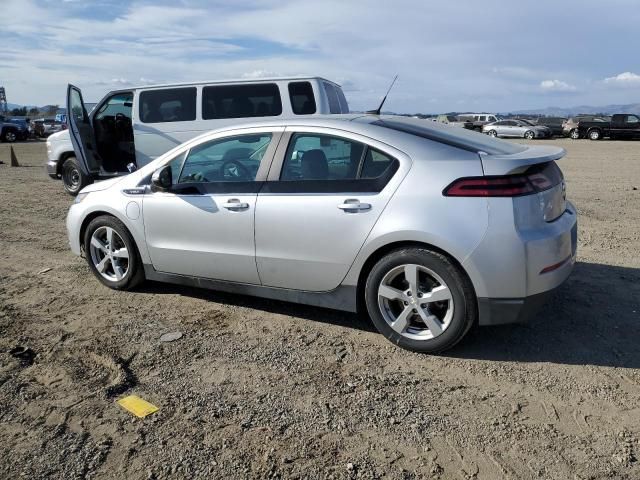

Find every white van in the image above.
[55,77,349,194]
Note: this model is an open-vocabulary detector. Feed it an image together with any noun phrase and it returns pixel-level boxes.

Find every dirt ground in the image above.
[1,137,639,479]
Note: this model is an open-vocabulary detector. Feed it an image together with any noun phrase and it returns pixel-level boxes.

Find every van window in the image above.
[139,87,196,123]
[202,84,282,119]
[288,82,316,115]
[323,83,342,114]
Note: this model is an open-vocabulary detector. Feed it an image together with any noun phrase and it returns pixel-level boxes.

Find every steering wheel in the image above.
[220,159,251,181]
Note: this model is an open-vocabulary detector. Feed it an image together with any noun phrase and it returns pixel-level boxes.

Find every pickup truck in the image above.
[0,115,26,142]
[577,113,640,140]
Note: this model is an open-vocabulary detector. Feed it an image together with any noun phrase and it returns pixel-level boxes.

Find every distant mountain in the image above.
[511,103,640,116]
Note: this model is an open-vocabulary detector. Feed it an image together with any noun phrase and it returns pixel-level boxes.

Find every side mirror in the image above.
[151,165,172,192]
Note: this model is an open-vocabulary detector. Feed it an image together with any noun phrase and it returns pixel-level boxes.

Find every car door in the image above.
[142,128,283,283]
[67,84,101,175]
[254,128,407,291]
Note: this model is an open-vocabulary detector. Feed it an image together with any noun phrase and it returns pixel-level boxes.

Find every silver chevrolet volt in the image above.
[66,115,577,353]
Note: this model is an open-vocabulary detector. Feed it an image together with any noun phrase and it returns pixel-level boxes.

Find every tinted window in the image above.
[627,115,639,123]
[324,83,341,114]
[479,116,487,122]
[360,148,395,179]
[202,84,282,119]
[288,82,316,115]
[281,134,364,180]
[139,88,196,123]
[177,134,272,183]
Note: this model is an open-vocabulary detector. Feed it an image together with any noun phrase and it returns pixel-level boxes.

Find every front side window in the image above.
[177,134,272,184]
[95,93,133,120]
[202,84,282,119]
[288,82,316,115]
[139,87,196,123]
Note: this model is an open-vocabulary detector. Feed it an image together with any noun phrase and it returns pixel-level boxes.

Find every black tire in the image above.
[62,156,92,196]
[524,130,535,140]
[2,129,18,142]
[588,129,602,141]
[364,247,476,353]
[487,130,498,137]
[570,129,580,140]
[83,215,144,290]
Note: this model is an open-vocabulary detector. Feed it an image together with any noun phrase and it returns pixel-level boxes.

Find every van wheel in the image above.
[62,156,92,196]
[588,129,602,141]
[365,248,476,353]
[84,215,144,290]
[570,129,580,140]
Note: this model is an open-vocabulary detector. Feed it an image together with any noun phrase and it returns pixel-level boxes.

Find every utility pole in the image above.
[0,86,7,114]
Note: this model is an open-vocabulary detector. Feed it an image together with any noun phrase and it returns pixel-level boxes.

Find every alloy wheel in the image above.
[5,131,16,142]
[488,130,497,137]
[89,226,130,282]
[570,129,579,139]
[377,264,454,341]
[524,131,534,140]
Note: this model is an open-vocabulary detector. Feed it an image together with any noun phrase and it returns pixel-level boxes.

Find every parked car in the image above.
[482,119,551,139]
[0,116,28,142]
[536,117,567,137]
[34,118,65,138]
[457,113,502,131]
[7,118,31,140]
[562,116,610,139]
[435,115,474,129]
[51,77,350,195]
[66,115,577,353]
[576,113,640,140]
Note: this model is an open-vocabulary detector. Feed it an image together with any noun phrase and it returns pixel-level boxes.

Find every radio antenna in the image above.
[367,75,398,115]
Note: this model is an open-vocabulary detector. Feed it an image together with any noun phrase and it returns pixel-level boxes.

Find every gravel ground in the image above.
[1,138,639,479]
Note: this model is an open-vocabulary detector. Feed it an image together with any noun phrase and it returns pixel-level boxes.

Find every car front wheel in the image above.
[84,215,144,290]
[524,130,535,140]
[487,130,498,137]
[588,129,602,140]
[570,129,580,140]
[365,248,476,353]
[2,130,17,142]
[62,156,92,196]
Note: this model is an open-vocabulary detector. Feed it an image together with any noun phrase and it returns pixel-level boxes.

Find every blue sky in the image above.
[1,0,640,112]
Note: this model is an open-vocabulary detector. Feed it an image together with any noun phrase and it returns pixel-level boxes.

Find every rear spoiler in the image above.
[480,145,566,176]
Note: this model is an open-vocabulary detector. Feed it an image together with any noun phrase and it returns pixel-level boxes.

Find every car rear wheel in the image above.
[62,156,92,196]
[524,130,535,140]
[588,129,602,140]
[84,215,144,290]
[3,130,17,142]
[487,130,498,137]
[365,248,476,353]
[570,129,580,140]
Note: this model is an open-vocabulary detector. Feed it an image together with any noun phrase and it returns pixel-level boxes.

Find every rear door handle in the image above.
[338,199,371,212]
[222,198,250,211]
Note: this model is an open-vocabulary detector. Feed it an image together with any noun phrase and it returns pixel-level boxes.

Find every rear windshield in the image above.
[372,117,526,155]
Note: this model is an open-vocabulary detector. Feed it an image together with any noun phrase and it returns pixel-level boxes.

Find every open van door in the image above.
[67,84,100,174]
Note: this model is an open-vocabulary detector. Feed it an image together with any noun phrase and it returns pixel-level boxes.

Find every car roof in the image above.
[127,76,341,91]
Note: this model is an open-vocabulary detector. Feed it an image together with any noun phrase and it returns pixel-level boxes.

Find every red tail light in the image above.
[443,162,562,197]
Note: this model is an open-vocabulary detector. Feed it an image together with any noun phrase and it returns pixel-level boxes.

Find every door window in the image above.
[69,88,88,124]
[177,134,272,184]
[288,82,316,115]
[139,87,196,123]
[273,133,398,193]
[626,115,639,124]
[202,84,282,119]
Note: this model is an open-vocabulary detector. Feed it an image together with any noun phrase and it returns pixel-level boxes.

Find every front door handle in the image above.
[338,199,371,212]
[222,199,250,211]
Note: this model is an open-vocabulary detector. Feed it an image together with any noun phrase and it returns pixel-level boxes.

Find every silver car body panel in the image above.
[66,116,577,326]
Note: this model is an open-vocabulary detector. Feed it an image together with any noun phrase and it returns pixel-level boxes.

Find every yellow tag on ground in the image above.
[117,395,159,418]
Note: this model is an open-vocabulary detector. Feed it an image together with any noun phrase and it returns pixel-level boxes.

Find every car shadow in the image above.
[140,261,639,368]
[449,261,640,369]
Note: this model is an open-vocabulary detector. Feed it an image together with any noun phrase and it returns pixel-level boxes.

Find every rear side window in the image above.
[323,83,342,114]
[202,84,282,119]
[139,87,196,123]
[288,82,316,115]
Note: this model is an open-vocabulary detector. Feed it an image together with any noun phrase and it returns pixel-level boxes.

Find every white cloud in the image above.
[604,72,640,87]
[540,79,577,92]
